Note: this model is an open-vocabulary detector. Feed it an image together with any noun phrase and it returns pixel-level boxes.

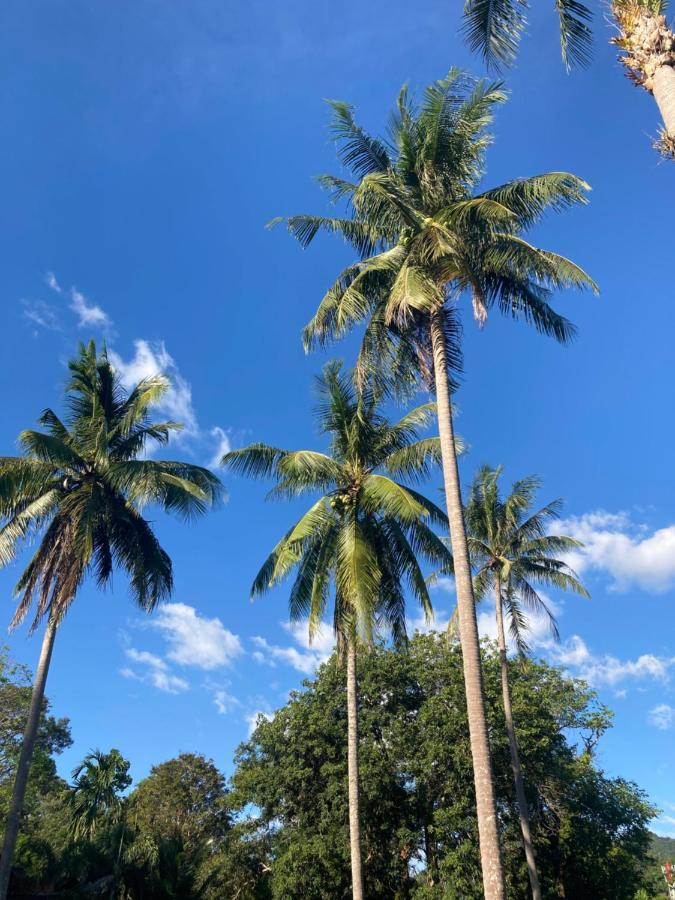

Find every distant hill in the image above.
[648,833,675,897]
[652,832,675,862]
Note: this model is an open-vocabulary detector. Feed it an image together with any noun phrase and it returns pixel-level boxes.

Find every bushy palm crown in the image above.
[0,341,221,631]
[281,70,596,393]
[465,465,588,654]
[69,748,132,841]
[222,363,453,647]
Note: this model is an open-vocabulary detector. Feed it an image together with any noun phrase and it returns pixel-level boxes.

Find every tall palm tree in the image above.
[0,341,221,898]
[465,465,589,900]
[462,0,675,158]
[276,70,596,900]
[69,748,131,841]
[222,362,453,900]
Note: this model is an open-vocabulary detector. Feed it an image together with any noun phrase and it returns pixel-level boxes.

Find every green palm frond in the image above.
[462,0,592,71]
[0,342,220,629]
[465,465,589,655]
[230,363,452,650]
[462,0,525,71]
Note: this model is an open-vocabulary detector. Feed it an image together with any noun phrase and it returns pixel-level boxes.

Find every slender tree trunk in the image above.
[653,65,675,140]
[0,615,58,899]
[429,309,505,900]
[346,637,364,900]
[494,579,542,900]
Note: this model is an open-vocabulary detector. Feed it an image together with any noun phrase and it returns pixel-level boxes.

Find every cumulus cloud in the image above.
[252,620,335,674]
[150,602,243,670]
[69,287,111,329]
[649,704,675,730]
[550,635,675,687]
[554,510,675,593]
[121,648,189,694]
[109,340,198,437]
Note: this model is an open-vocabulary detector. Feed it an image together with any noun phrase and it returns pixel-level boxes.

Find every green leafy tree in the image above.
[461,0,675,158]
[223,362,453,900]
[278,70,595,900]
[123,753,231,898]
[464,465,589,899]
[0,341,222,897]
[232,635,656,900]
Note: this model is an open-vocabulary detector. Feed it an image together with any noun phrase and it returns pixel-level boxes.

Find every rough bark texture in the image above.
[494,580,542,900]
[429,310,506,900]
[346,638,364,900]
[0,616,57,899]
[653,64,675,140]
[612,4,675,154]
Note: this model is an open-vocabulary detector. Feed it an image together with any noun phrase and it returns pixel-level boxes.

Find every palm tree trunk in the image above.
[0,614,58,900]
[429,309,505,900]
[346,636,364,900]
[653,64,675,140]
[494,579,542,900]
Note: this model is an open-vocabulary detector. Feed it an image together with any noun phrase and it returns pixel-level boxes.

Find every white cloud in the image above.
[150,602,243,670]
[252,620,335,674]
[212,688,241,715]
[407,609,450,635]
[550,635,675,687]
[70,287,111,329]
[109,340,198,438]
[554,510,675,593]
[45,271,62,293]
[432,576,455,594]
[21,299,60,332]
[208,426,231,467]
[649,704,675,730]
[121,648,189,694]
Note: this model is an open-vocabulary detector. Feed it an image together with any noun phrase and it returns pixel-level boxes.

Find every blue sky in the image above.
[1,0,674,836]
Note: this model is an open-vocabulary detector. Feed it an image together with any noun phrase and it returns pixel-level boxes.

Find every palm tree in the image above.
[276,70,596,900]
[222,362,453,900]
[611,0,675,155]
[69,748,131,841]
[0,341,221,898]
[465,465,589,899]
[462,0,675,158]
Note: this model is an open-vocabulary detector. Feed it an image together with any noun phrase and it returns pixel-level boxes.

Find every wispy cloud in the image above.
[554,510,675,593]
[45,271,62,294]
[21,299,61,332]
[70,287,111,329]
[649,703,675,730]
[208,426,231,467]
[121,648,189,694]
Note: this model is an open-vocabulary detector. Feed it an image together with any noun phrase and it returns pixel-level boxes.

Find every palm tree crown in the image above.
[0,341,222,631]
[69,748,132,841]
[222,361,453,646]
[466,465,589,654]
[281,69,596,395]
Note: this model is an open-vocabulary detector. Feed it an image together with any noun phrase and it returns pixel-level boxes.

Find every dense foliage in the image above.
[0,633,665,898]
